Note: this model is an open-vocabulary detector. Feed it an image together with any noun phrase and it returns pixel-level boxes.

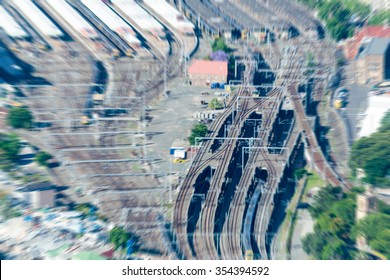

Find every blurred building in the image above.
[15,181,55,209]
[188,60,228,86]
[354,38,390,84]
[344,25,390,60]
[355,186,377,249]
[358,92,390,138]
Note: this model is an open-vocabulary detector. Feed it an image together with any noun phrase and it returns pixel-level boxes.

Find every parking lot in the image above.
[145,83,223,177]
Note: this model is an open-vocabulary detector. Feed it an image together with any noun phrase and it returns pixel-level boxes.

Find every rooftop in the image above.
[355,25,390,41]
[188,60,228,76]
[358,93,390,138]
[17,181,54,192]
[357,38,390,58]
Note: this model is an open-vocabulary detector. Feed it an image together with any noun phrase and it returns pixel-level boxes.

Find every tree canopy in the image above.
[0,133,21,166]
[35,151,53,167]
[302,186,357,259]
[379,110,390,132]
[6,107,33,129]
[211,38,229,53]
[350,113,390,187]
[354,213,390,259]
[208,98,223,110]
[309,186,343,218]
[109,226,130,250]
[368,10,390,25]
[188,123,208,145]
[299,0,374,41]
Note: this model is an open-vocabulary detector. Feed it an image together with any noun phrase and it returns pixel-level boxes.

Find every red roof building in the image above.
[344,25,390,60]
[188,60,228,86]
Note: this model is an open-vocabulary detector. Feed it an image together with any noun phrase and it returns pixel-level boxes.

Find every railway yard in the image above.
[0,0,350,260]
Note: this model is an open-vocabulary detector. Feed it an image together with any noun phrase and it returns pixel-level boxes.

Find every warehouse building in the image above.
[188,60,228,86]
[354,38,390,85]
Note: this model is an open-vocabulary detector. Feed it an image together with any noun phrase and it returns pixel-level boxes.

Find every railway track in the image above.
[219,88,284,260]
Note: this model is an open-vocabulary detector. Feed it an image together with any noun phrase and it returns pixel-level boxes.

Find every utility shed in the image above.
[188,60,228,86]
[15,182,56,209]
[0,6,28,38]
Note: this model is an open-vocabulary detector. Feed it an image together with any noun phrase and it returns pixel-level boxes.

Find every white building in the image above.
[358,92,390,138]
[15,182,55,209]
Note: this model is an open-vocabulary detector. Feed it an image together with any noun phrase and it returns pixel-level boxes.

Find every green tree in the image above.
[6,107,33,129]
[318,0,344,20]
[320,237,351,260]
[354,213,390,242]
[35,151,53,167]
[302,231,351,259]
[211,38,229,52]
[75,203,93,217]
[379,110,390,132]
[354,213,390,258]
[343,0,371,18]
[0,133,20,163]
[208,98,223,110]
[368,10,390,25]
[309,186,342,218]
[109,226,130,250]
[188,123,208,145]
[298,0,324,9]
[378,200,390,215]
[349,118,390,186]
[370,230,390,259]
[329,199,356,227]
[294,168,307,180]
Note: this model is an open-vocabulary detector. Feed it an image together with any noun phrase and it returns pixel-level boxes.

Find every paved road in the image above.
[343,84,370,142]
[146,83,214,175]
[290,209,313,260]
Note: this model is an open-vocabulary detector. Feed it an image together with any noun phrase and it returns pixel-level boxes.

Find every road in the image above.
[290,209,313,260]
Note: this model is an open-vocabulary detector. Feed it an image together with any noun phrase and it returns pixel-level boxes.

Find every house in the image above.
[14,181,56,209]
[188,60,228,86]
[354,38,390,84]
[344,25,390,60]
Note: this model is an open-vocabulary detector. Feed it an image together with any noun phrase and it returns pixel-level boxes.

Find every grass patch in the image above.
[302,171,326,202]
[305,172,326,192]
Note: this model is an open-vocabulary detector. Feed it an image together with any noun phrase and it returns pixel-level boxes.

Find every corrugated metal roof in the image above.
[143,0,194,31]
[43,0,97,39]
[112,0,163,32]
[188,60,228,76]
[0,6,28,38]
[9,0,63,37]
[81,0,139,45]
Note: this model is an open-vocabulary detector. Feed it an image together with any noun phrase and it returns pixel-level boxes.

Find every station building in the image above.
[188,60,228,86]
[354,38,390,85]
